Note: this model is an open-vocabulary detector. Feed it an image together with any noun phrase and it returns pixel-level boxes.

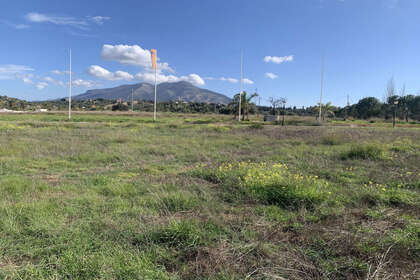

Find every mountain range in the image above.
[73,81,232,104]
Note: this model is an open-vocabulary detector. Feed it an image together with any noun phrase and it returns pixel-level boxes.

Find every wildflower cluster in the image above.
[215,161,332,208]
[364,181,387,192]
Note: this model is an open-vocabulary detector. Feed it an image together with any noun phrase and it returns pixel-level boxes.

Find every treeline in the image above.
[1,94,420,121]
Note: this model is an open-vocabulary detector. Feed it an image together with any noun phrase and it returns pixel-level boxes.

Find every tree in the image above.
[384,77,396,102]
[112,103,129,111]
[321,102,335,120]
[232,91,258,120]
[355,97,382,119]
[268,97,283,116]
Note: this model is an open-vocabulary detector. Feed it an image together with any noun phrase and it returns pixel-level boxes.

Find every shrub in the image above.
[341,144,385,160]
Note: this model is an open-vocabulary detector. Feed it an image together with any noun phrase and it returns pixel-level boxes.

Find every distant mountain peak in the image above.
[73,82,231,104]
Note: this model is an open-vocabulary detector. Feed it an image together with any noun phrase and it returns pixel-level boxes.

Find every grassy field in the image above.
[0,112,419,279]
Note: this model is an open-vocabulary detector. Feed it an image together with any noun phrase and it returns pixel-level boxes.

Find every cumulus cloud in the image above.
[25,12,89,29]
[73,79,94,87]
[101,44,173,72]
[182,74,205,86]
[136,72,205,86]
[206,77,238,83]
[220,77,238,83]
[88,16,111,25]
[265,72,278,79]
[36,82,48,90]
[264,55,293,64]
[242,78,254,85]
[136,72,178,84]
[51,70,72,75]
[88,64,204,86]
[87,65,134,81]
[0,64,34,80]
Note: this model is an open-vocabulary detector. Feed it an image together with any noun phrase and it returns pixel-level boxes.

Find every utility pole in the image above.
[256,88,260,118]
[344,94,350,121]
[150,49,158,121]
[68,49,72,120]
[239,51,243,122]
[393,99,399,128]
[282,99,286,126]
[131,89,134,111]
[318,53,325,123]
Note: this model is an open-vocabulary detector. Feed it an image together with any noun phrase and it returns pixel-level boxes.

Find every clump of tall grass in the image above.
[249,123,264,129]
[134,220,202,249]
[321,134,345,145]
[341,144,385,160]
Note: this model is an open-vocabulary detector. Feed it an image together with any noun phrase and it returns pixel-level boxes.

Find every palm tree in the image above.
[232,91,258,120]
[322,102,335,120]
[315,102,335,120]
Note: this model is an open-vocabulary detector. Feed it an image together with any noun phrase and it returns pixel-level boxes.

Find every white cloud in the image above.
[44,76,55,83]
[135,72,178,84]
[242,78,254,85]
[114,71,134,81]
[25,12,89,29]
[87,65,134,81]
[206,77,238,83]
[0,64,34,80]
[23,77,34,84]
[51,70,68,75]
[101,44,173,72]
[36,82,48,90]
[14,24,29,29]
[220,77,238,83]
[88,65,204,86]
[181,74,205,86]
[73,79,94,87]
[264,55,294,64]
[88,16,111,25]
[265,72,278,79]
[136,72,205,86]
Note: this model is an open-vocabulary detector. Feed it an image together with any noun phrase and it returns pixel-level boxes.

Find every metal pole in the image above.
[282,103,285,126]
[69,49,72,120]
[239,51,243,122]
[318,53,325,122]
[393,105,396,128]
[153,66,157,121]
[131,89,134,111]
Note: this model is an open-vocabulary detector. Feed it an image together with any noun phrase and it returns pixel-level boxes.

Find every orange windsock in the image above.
[150,49,157,70]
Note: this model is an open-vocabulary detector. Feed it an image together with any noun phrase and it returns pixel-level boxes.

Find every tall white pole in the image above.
[69,49,72,120]
[318,53,325,122]
[153,65,157,121]
[239,51,243,122]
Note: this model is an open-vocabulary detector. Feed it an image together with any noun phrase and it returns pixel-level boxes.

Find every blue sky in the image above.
[0,0,419,106]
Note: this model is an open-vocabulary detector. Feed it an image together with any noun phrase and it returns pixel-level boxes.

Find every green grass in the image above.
[0,113,419,279]
[341,144,386,160]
